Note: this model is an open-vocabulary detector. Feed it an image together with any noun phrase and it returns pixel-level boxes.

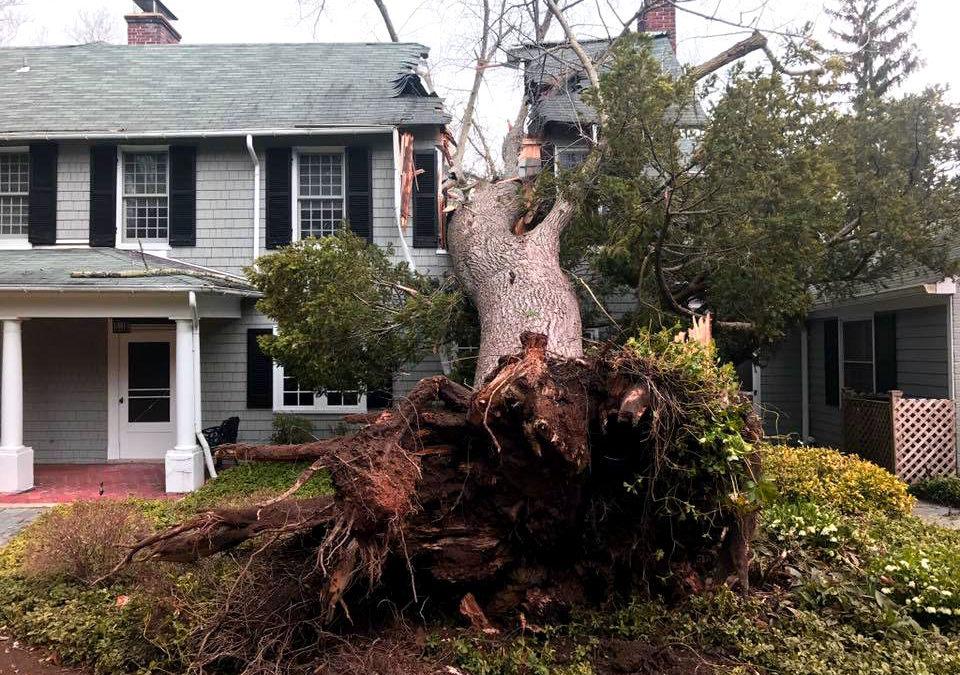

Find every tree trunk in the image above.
[447,181,583,384]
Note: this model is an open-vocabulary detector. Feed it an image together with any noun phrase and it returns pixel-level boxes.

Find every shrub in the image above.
[762,445,913,517]
[271,413,316,444]
[762,501,853,557]
[909,475,960,509]
[22,501,151,584]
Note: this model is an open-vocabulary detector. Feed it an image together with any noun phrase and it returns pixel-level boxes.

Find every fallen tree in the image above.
[109,327,761,670]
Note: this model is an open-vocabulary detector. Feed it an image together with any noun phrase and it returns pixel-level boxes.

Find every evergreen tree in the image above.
[827,0,920,102]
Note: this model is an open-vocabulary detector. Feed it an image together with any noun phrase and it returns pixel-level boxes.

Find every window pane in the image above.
[843,320,872,361]
[299,153,343,198]
[127,341,171,423]
[557,149,589,170]
[124,153,168,195]
[300,199,343,238]
[844,362,874,394]
[0,153,29,194]
[0,196,28,236]
[129,397,170,423]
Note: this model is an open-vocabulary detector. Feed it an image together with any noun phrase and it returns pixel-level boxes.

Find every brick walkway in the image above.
[0,463,167,505]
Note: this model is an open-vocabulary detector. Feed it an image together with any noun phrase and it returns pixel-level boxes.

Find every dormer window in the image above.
[122,149,169,244]
[295,150,345,239]
[0,150,29,239]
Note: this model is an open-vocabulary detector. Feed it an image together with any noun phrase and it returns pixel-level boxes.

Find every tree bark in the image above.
[447,181,582,384]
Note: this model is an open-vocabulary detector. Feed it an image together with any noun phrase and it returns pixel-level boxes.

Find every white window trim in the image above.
[268,326,367,414]
[116,145,172,253]
[292,146,346,242]
[0,146,31,249]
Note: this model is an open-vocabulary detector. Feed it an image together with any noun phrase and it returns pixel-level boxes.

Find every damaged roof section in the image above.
[508,34,703,132]
[0,42,449,138]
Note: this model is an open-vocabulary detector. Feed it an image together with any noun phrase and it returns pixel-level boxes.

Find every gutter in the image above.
[246,134,261,263]
[0,126,397,142]
[0,285,262,296]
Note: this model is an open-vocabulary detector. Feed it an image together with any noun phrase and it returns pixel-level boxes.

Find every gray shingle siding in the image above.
[759,329,803,439]
[56,142,91,242]
[896,306,950,398]
[22,319,108,463]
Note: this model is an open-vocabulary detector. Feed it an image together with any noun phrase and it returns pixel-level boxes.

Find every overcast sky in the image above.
[5,1,958,166]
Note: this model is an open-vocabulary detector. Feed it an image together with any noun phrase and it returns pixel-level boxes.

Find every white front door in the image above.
[118,329,177,460]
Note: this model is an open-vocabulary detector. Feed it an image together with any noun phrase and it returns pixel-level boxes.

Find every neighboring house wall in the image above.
[806,318,843,448]
[761,301,952,449]
[22,319,108,463]
[896,305,950,398]
[759,329,803,439]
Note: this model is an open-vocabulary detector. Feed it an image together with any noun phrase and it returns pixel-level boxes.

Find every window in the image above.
[842,319,874,393]
[297,151,345,239]
[122,151,169,243]
[273,365,365,413]
[556,147,590,172]
[0,151,29,238]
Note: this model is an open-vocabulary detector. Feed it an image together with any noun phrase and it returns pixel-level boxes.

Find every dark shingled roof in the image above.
[0,42,449,138]
[508,34,704,131]
[0,249,257,294]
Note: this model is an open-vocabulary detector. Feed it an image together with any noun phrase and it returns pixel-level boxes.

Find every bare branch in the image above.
[372,0,399,42]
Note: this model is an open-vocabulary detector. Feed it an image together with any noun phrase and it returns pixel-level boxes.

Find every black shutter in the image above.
[824,318,840,407]
[89,145,117,247]
[168,146,197,247]
[367,375,394,410]
[875,312,898,393]
[346,146,373,242]
[412,151,438,249]
[265,147,292,249]
[541,141,555,173]
[247,328,274,409]
[28,142,58,245]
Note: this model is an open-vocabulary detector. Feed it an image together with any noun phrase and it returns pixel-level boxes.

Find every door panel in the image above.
[118,331,176,460]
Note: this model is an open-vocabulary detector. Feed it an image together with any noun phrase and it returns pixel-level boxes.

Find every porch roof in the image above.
[0,248,257,296]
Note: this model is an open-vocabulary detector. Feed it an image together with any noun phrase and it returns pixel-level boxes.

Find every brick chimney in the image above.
[639,0,676,52]
[126,0,181,45]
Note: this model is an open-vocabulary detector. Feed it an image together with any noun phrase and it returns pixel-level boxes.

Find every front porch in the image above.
[0,248,258,496]
[0,463,166,505]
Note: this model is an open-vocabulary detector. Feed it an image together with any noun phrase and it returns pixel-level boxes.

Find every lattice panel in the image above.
[843,397,895,472]
[894,397,957,484]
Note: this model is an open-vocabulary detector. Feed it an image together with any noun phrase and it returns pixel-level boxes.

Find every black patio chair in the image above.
[201,416,240,468]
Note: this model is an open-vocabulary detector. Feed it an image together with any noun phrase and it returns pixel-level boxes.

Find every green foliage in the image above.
[271,412,316,444]
[762,445,914,517]
[763,501,853,557]
[566,34,960,356]
[247,231,462,394]
[438,635,593,675]
[909,475,960,509]
[175,461,332,513]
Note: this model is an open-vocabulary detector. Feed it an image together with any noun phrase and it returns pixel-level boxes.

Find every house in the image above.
[0,1,450,494]
[756,273,957,449]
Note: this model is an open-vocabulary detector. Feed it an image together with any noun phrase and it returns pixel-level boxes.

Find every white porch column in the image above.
[165,319,203,493]
[0,319,33,493]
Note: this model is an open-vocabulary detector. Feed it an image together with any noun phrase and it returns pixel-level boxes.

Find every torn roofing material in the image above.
[508,34,705,132]
[0,42,449,138]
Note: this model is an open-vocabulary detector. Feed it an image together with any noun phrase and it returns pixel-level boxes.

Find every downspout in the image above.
[189,291,217,479]
[392,127,416,271]
[246,135,260,263]
[801,323,810,442]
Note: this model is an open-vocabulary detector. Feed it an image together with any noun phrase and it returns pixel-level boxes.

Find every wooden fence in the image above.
[843,390,956,483]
